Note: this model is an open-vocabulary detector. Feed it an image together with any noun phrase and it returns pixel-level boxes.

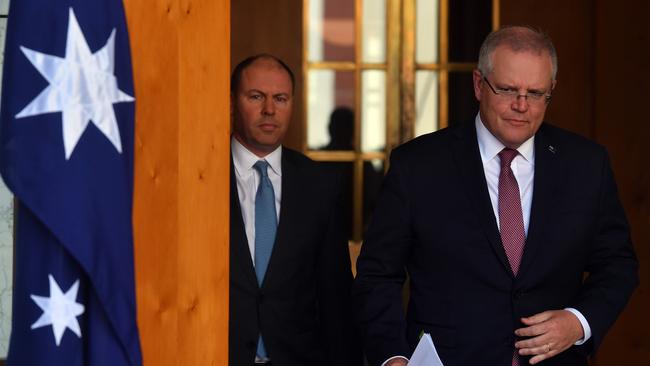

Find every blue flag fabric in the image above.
[0,1,142,365]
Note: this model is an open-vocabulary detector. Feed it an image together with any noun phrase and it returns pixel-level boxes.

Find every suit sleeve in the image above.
[574,149,639,352]
[354,150,413,366]
[318,171,362,366]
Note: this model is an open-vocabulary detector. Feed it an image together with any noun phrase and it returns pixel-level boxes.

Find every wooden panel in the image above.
[502,1,650,364]
[125,0,230,364]
[231,0,304,151]
[127,1,180,363]
[591,1,650,364]
[501,0,594,138]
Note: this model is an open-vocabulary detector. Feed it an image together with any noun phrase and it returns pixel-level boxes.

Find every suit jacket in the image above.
[355,121,638,366]
[230,146,359,366]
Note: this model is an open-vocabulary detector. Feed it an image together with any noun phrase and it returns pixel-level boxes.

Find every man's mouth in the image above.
[504,118,527,125]
[258,122,278,132]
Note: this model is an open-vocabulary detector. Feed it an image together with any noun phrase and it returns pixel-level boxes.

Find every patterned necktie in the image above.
[498,148,526,276]
[253,160,277,359]
[498,149,525,366]
[253,160,277,284]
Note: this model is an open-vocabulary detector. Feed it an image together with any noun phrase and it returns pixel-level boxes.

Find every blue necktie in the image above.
[253,160,277,359]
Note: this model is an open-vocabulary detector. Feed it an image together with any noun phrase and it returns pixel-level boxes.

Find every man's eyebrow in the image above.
[245,88,265,94]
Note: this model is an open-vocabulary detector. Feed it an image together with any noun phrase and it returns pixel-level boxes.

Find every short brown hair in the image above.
[230,54,296,95]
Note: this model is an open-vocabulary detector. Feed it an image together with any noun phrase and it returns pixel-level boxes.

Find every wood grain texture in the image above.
[501,0,595,138]
[124,0,230,364]
[591,1,650,364]
[502,1,649,364]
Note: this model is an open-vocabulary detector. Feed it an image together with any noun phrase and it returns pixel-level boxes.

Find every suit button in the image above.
[513,290,525,300]
[257,291,264,304]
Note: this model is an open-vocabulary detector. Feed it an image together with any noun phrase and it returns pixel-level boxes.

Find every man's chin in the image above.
[253,139,282,152]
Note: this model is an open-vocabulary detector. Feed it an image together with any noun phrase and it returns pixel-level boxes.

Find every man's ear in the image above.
[472,69,483,102]
[230,94,234,122]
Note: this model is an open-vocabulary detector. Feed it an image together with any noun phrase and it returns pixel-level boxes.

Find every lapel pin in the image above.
[548,145,556,154]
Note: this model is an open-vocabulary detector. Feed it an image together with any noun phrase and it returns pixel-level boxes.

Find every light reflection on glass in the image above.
[416,0,439,64]
[308,0,355,62]
[361,70,386,152]
[362,0,386,63]
[415,70,438,136]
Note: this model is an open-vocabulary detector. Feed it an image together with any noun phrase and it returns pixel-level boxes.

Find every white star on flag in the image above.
[31,274,85,346]
[15,7,134,159]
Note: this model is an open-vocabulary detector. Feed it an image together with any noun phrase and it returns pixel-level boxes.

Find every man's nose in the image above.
[511,95,529,112]
[262,98,275,115]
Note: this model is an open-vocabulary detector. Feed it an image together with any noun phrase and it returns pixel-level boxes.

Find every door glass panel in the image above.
[308,0,356,62]
[307,69,355,150]
[361,70,386,152]
[305,0,494,244]
[415,0,439,64]
[362,0,386,63]
[415,70,439,136]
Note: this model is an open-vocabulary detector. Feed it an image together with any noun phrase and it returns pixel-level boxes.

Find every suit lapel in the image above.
[517,125,563,280]
[451,123,513,276]
[230,159,259,286]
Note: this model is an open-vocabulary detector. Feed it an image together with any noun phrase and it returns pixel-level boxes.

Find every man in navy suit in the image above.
[355,26,638,366]
[229,54,359,366]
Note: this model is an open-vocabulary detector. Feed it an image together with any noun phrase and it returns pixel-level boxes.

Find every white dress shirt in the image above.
[475,114,591,346]
[231,137,282,265]
[476,115,535,235]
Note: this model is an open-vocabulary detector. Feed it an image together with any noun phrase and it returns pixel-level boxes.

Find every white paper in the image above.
[408,333,444,366]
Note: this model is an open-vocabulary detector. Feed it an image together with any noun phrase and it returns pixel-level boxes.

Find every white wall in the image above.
[0,0,13,359]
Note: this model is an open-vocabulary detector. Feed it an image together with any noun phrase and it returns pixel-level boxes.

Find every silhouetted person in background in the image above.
[321,107,383,240]
[324,107,355,150]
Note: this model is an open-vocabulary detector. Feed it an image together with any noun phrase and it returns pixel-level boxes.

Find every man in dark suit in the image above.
[229,54,358,366]
[355,26,638,366]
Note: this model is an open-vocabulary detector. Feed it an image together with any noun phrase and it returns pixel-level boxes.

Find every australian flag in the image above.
[0,0,142,365]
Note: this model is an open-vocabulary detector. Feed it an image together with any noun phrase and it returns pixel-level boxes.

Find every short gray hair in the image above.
[478,26,557,81]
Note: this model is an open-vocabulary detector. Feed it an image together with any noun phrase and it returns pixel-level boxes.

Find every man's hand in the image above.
[514,310,584,364]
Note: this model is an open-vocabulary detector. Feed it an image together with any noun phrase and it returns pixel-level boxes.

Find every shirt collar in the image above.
[231,136,283,177]
[475,113,535,164]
